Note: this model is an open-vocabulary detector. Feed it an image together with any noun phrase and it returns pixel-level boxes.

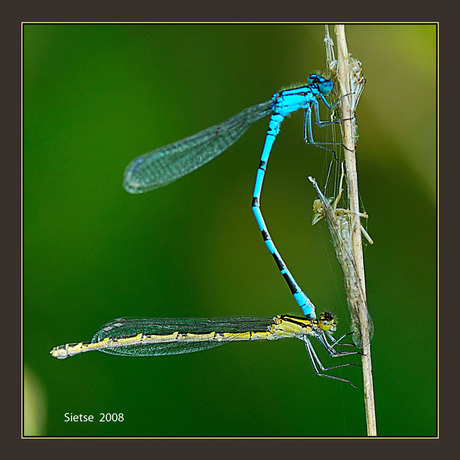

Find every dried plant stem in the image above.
[334,24,377,436]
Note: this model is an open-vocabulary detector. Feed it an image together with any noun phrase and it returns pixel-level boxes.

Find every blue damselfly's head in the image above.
[308,74,333,95]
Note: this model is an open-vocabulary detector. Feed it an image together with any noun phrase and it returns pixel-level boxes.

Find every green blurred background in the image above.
[23,24,436,437]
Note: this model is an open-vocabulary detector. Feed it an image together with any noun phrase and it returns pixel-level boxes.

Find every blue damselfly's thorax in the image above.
[271,74,334,116]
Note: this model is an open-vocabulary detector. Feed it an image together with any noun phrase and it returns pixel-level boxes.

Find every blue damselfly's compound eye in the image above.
[307,74,333,95]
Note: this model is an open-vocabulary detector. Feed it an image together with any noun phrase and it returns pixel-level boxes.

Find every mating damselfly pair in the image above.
[50,74,371,388]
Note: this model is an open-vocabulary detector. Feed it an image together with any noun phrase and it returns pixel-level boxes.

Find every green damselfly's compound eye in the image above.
[318,312,337,332]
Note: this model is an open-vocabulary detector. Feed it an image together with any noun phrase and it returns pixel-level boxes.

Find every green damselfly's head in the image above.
[318,311,337,333]
[308,74,333,95]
